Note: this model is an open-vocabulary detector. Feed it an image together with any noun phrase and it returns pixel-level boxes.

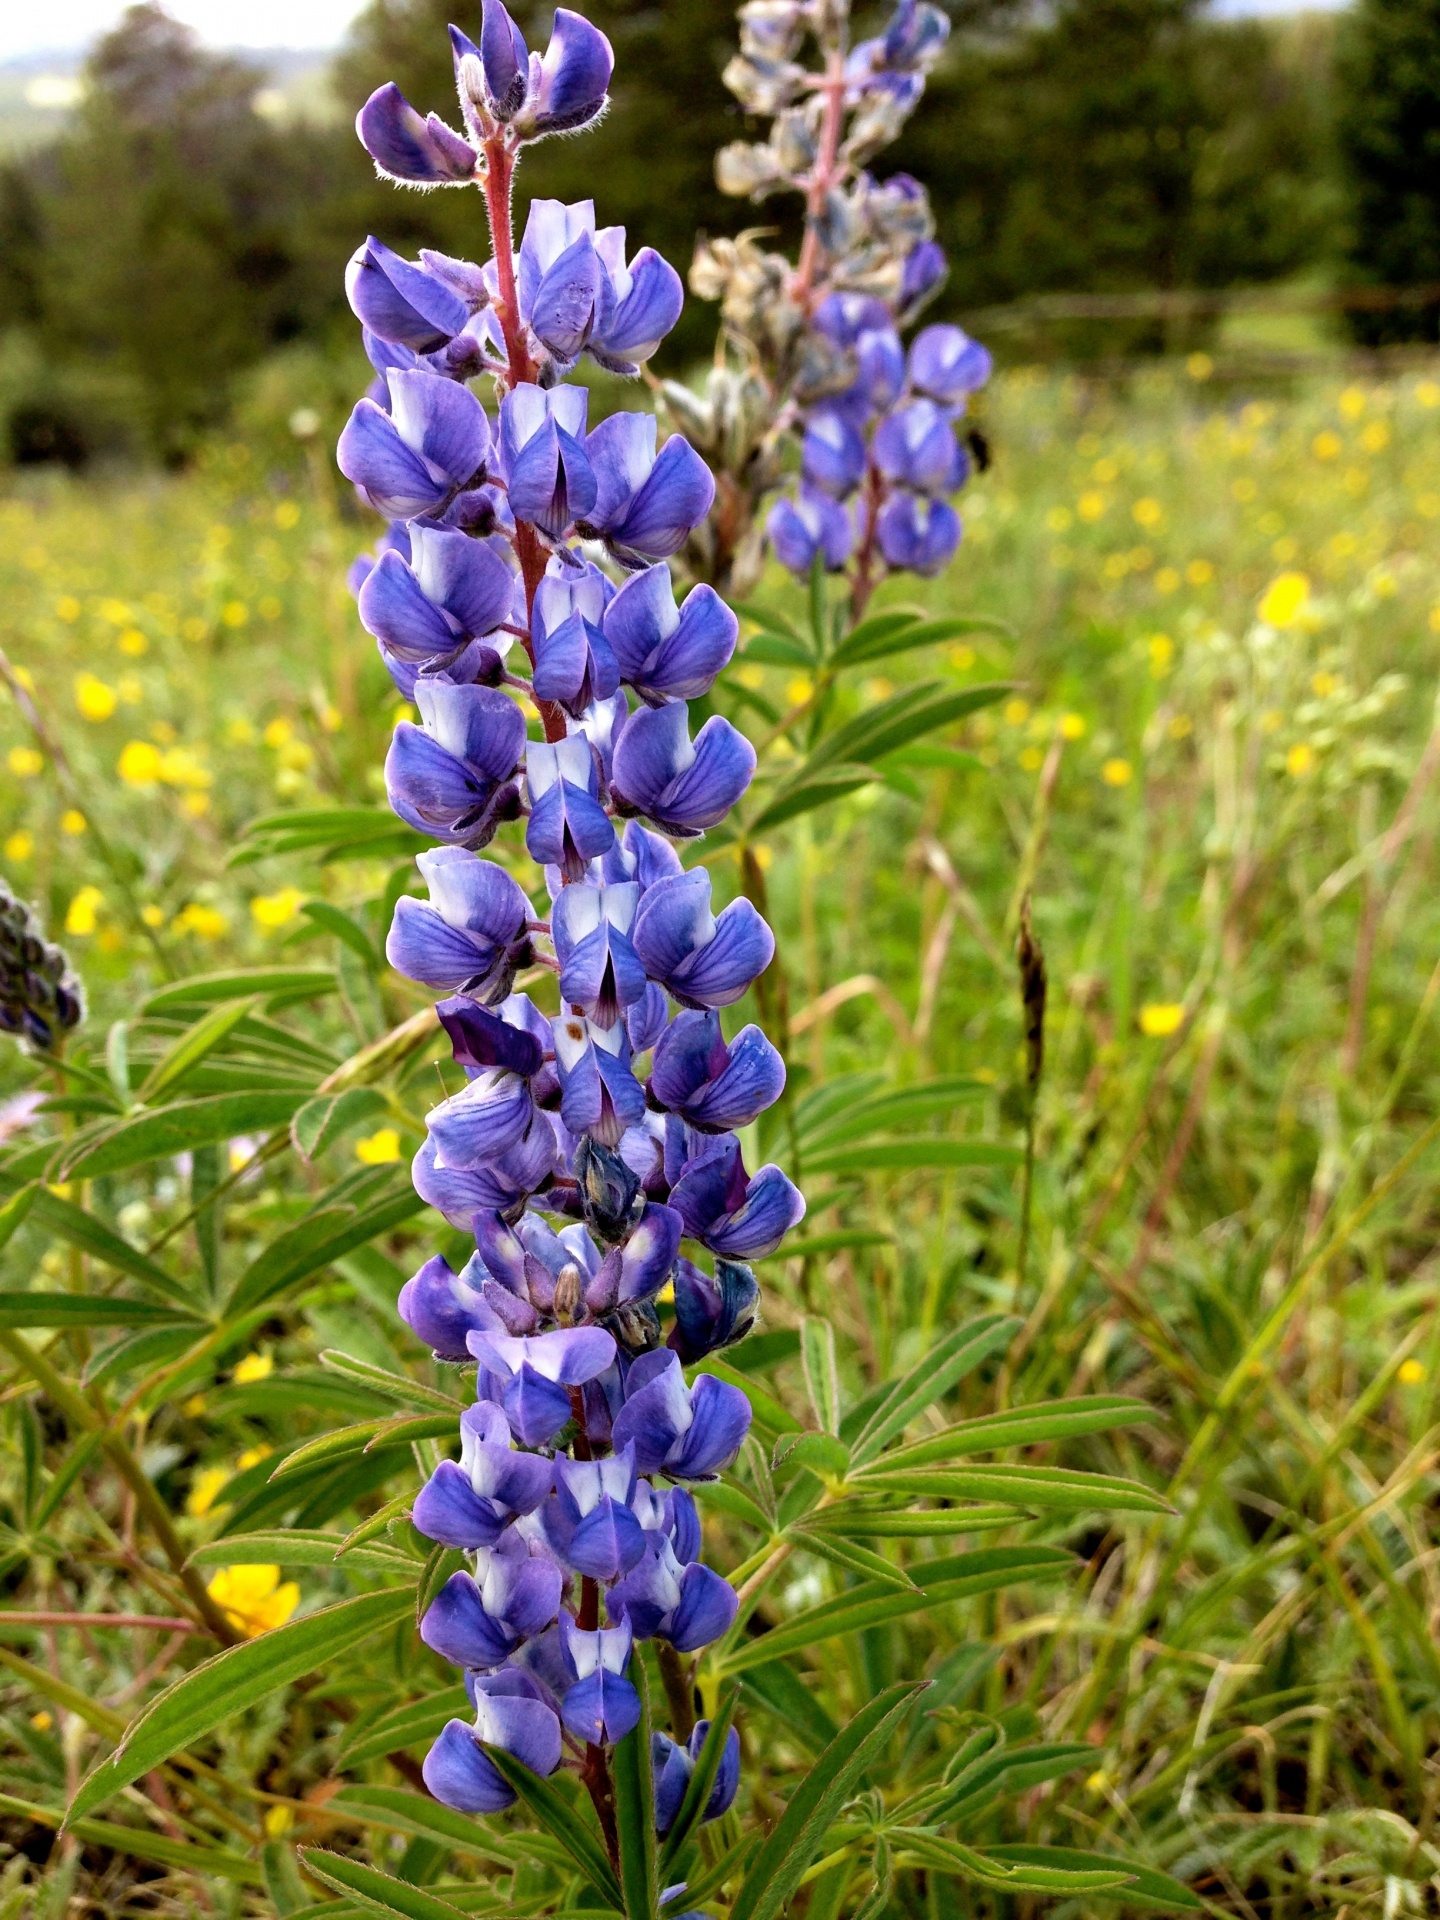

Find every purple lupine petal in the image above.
[626,981,669,1053]
[474,1543,564,1640]
[872,398,965,496]
[384,725,521,848]
[693,1720,741,1818]
[468,1324,618,1386]
[567,1496,647,1580]
[427,1070,533,1170]
[358,548,459,660]
[668,1256,761,1364]
[668,898,775,1009]
[668,1561,739,1650]
[561,1667,641,1744]
[552,882,647,1024]
[649,1007,727,1111]
[854,326,906,409]
[409,522,516,639]
[500,1364,574,1447]
[612,703,755,835]
[530,231,605,362]
[390,368,491,492]
[591,244,683,368]
[552,1013,647,1146]
[610,1348,691,1475]
[345,237,471,351]
[524,7,614,136]
[901,238,948,312]
[475,0,530,118]
[424,1719,516,1812]
[421,1570,517,1668]
[659,1018,785,1132]
[875,491,961,574]
[767,487,853,575]
[412,1116,556,1224]
[518,200,596,317]
[605,434,715,566]
[414,1459,510,1549]
[605,818,686,892]
[653,1732,692,1833]
[413,682,526,782]
[436,995,544,1078]
[615,1202,682,1304]
[473,1683,564,1777]
[398,1251,496,1359]
[908,322,992,405]
[608,1536,683,1638]
[603,566,737,704]
[670,1372,752,1477]
[356,83,477,185]
[802,405,867,499]
[713,1161,806,1259]
[583,411,656,529]
[338,399,450,520]
[630,869,713,982]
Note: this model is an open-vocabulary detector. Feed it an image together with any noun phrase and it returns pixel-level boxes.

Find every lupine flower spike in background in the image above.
[342,0,799,1866]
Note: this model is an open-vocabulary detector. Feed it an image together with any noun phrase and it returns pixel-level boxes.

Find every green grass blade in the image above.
[804,1139,1022,1175]
[142,969,338,1013]
[300,1849,472,1920]
[869,1395,1154,1470]
[0,1293,198,1329]
[60,1091,308,1180]
[611,1660,657,1920]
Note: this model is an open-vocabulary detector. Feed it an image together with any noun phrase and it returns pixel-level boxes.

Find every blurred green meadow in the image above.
[3,359,1440,1914]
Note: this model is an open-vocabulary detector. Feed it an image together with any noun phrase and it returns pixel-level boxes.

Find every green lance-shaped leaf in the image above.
[747,763,879,834]
[318,1348,464,1414]
[24,1188,191,1306]
[800,1316,841,1433]
[771,1432,850,1477]
[659,1683,741,1874]
[186,1529,414,1574]
[830,613,1012,669]
[327,1783,573,1874]
[845,1313,1020,1465]
[731,600,812,649]
[226,1183,425,1316]
[926,1741,1096,1823]
[143,968,339,1013]
[60,1091,310,1181]
[729,1680,925,1920]
[785,1527,917,1589]
[611,1658,658,1920]
[898,1831,1133,1895]
[295,899,383,970]
[720,1547,1073,1674]
[803,1502,1022,1538]
[740,1661,838,1753]
[980,1846,1202,1910]
[803,681,1010,776]
[138,996,259,1102]
[854,1464,1172,1512]
[300,1849,473,1920]
[799,1077,989,1148]
[232,807,428,868]
[861,1395,1154,1473]
[481,1746,624,1910]
[66,1586,416,1823]
[0,1293,200,1330]
[804,1139,1022,1177]
[0,1182,37,1251]
[291,1087,390,1161]
[741,632,818,669]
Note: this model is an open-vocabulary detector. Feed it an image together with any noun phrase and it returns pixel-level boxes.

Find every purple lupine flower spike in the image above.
[767,488,853,575]
[666,1129,806,1259]
[525,738,616,878]
[385,848,533,999]
[339,368,490,520]
[581,414,715,566]
[532,563,619,713]
[551,882,647,1027]
[669,1256,762,1364]
[631,869,775,1009]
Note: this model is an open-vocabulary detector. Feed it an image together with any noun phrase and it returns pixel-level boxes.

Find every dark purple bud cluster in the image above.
[0,880,84,1052]
[339,0,803,1836]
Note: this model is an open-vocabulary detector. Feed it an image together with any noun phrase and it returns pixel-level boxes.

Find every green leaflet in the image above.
[830,613,1012,668]
[318,1349,463,1414]
[771,1432,849,1477]
[0,1292,199,1330]
[927,1741,1095,1823]
[186,1529,413,1574]
[233,808,428,868]
[335,1692,471,1770]
[803,1502,1022,1537]
[731,600,811,648]
[270,1413,455,1480]
[0,1794,262,1886]
[611,1659,658,1920]
[799,1077,989,1148]
[142,968,339,1013]
[802,681,1009,777]
[853,1464,1172,1512]
[226,1183,425,1316]
[416,1543,468,1626]
[300,1849,472,1920]
[66,1586,416,1822]
[861,1395,1154,1472]
[0,1183,37,1249]
[825,608,926,662]
[791,1072,885,1138]
[137,996,259,1102]
[898,1830,1132,1894]
[747,763,879,834]
[981,1845,1202,1909]
[291,1088,390,1161]
[786,1527,917,1589]
[693,1479,773,1534]
[25,1188,191,1306]
[719,1547,1073,1674]
[481,1747,624,1909]
[659,1685,740,1874]
[846,1313,1020,1464]
[741,632,817,668]
[296,899,382,970]
[83,1325,195,1389]
[804,1139,1022,1176]
[327,1783,572,1874]
[60,1091,308,1180]
[800,1315,841,1433]
[729,1681,924,1920]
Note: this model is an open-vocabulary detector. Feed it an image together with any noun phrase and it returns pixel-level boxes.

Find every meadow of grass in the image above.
[2,359,1440,1916]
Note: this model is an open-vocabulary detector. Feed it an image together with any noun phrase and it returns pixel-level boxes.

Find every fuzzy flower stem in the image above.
[792,49,848,311]
[479,132,569,745]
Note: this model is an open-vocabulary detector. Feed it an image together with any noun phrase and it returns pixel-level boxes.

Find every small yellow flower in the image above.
[1272,536,1299,563]
[1045,505,1073,532]
[1398,1359,1426,1386]
[278,740,314,773]
[221,602,249,629]
[355,1127,401,1165]
[182,791,211,818]
[264,1805,294,1838]
[1168,715,1193,740]
[117,628,149,657]
[29,1711,53,1731]
[1076,490,1106,522]
[60,810,86,836]
[4,831,33,861]
[1286,742,1315,776]
[1338,385,1366,421]
[1185,559,1214,586]
[251,887,305,930]
[182,1393,207,1416]
[186,1465,233,1517]
[1132,497,1162,529]
[1086,1769,1110,1794]
[226,716,258,745]
[1416,492,1440,518]
[1258,572,1310,630]
[319,703,343,733]
[785,675,814,706]
[1002,698,1030,727]
[1417,380,1440,408]
[1312,430,1341,461]
[1360,420,1390,453]
[75,674,118,721]
[229,1138,258,1173]
[1311,671,1340,697]
[1101,758,1133,787]
[98,927,124,955]
[55,596,81,622]
[1154,566,1180,594]
[1147,633,1174,676]
[1185,352,1213,381]
[238,1444,273,1471]
[1018,745,1044,772]
[750,842,774,870]
[262,717,294,748]
[118,739,162,786]
[99,598,132,625]
[1231,476,1257,502]
[1429,607,1440,635]
[736,665,764,690]
[1092,457,1119,484]
[1260,709,1284,734]
[949,644,975,670]
[1139,1003,1185,1037]
[205,1565,299,1638]
[274,500,301,529]
[233,1352,274,1385]
[7,746,43,778]
[862,677,893,704]
[172,903,229,940]
[140,904,165,928]
[1059,713,1086,740]
[65,887,103,937]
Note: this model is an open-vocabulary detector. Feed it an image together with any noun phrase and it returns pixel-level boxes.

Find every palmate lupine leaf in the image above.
[66,1586,417,1821]
[799,680,1010,775]
[728,1681,925,1920]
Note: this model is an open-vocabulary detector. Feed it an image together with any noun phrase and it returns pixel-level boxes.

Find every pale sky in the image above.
[0,0,369,61]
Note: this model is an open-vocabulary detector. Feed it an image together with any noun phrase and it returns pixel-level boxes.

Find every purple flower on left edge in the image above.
[338,369,490,520]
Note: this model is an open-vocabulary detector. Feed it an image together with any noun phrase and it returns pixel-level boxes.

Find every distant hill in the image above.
[0,44,338,155]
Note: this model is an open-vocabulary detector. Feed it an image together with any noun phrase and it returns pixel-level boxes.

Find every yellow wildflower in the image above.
[355,1128,402,1165]
[4,831,33,862]
[55,596,80,622]
[205,1566,299,1638]
[172,903,229,940]
[1360,420,1390,453]
[251,888,305,930]
[1076,491,1106,522]
[221,602,249,628]
[1059,713,1086,740]
[1312,431,1341,461]
[75,675,118,721]
[1045,505,1073,532]
[1018,746,1044,772]
[1417,380,1440,407]
[1148,633,1174,676]
[262,717,293,748]
[1185,559,1214,585]
[274,500,301,529]
[238,1445,273,1471]
[785,675,814,706]
[1169,715,1193,740]
[1002,698,1030,726]
[258,597,283,623]
[1311,671,1340,697]
[186,1465,233,1518]
[1231,477,1257,502]
[1154,566,1180,593]
[1139,1003,1185,1037]
[60,810,86,836]
[1338,386,1366,420]
[736,665,764,690]
[141,904,165,928]
[1398,1359,1426,1386]
[1286,743,1315,776]
[99,598,132,625]
[264,1806,294,1838]
[1258,572,1310,629]
[949,644,975,670]
[1101,758,1133,787]
[1132,497,1162,528]
[1185,352,1213,381]
[117,628,148,657]
[7,747,43,778]
[118,740,162,785]
[233,1352,274,1385]
[30,1712,53,1731]
[65,888,103,937]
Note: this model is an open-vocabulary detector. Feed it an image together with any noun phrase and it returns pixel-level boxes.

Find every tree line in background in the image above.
[0,0,1436,463]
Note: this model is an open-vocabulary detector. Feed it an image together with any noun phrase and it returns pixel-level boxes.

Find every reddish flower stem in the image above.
[480,133,568,744]
[792,51,848,312]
